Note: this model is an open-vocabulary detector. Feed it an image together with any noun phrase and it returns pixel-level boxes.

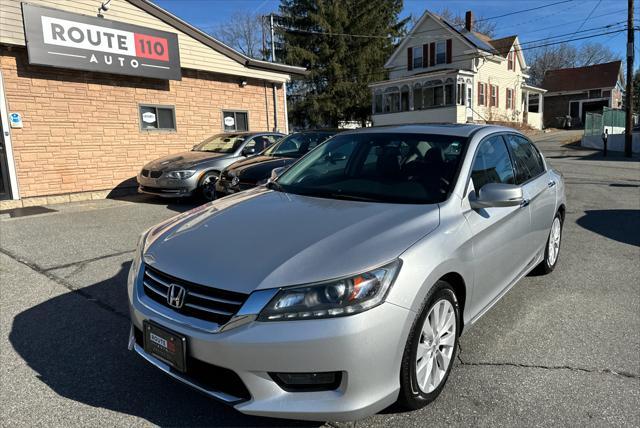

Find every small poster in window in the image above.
[224,116,235,127]
[142,111,157,123]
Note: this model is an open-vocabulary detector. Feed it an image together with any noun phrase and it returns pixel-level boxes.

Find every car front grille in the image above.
[140,169,162,178]
[142,265,248,325]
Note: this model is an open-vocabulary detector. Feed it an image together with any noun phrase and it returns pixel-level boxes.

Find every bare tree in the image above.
[526,42,620,86]
[209,12,265,59]
[437,8,497,38]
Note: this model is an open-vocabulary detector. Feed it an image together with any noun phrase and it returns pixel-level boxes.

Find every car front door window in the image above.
[471,135,515,191]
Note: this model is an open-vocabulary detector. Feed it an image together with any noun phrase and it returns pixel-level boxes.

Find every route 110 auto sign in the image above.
[21,3,181,80]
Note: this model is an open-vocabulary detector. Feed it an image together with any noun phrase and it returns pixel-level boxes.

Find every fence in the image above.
[584,107,626,136]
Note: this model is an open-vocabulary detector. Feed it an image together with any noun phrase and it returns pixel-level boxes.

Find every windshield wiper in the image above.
[327,192,382,202]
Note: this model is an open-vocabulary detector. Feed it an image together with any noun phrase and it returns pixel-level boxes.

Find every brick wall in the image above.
[1,47,287,199]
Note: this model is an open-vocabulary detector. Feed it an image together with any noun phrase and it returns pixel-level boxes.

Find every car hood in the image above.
[229,155,294,181]
[143,151,230,170]
[144,188,440,295]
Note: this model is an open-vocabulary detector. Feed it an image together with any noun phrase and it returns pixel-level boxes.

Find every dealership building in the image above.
[0,0,304,207]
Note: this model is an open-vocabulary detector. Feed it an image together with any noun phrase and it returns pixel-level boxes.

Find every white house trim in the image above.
[384,11,480,69]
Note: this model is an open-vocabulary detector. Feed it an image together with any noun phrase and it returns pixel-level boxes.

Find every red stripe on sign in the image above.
[134,33,169,61]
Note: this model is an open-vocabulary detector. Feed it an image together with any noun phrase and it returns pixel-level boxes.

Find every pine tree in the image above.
[278,0,407,128]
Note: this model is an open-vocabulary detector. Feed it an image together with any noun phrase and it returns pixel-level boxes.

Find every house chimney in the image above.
[465,11,473,32]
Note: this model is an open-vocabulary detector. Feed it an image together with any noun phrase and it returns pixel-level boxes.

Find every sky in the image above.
[152,0,632,61]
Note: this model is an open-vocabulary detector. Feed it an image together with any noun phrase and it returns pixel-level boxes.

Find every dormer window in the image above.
[507,50,515,70]
[413,46,424,69]
[436,41,446,65]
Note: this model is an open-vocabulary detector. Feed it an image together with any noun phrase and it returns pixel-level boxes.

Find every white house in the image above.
[370,11,546,129]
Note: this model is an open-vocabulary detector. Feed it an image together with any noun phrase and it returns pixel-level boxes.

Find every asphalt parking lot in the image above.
[1,131,638,427]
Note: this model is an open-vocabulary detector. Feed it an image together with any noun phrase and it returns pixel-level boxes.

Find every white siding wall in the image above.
[0,0,289,82]
[388,15,474,80]
[474,51,525,123]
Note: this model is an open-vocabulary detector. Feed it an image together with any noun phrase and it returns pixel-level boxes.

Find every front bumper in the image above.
[128,271,415,421]
[136,173,200,198]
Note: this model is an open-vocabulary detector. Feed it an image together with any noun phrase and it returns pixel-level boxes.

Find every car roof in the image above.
[337,124,519,138]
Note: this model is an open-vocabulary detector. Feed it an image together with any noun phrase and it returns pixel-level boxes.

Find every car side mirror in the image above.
[268,166,285,183]
[470,183,524,209]
[242,147,256,156]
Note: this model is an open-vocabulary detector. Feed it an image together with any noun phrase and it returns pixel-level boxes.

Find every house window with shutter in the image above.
[412,46,424,69]
[490,85,497,107]
[478,83,486,106]
[508,51,514,70]
[506,88,513,109]
[436,41,446,64]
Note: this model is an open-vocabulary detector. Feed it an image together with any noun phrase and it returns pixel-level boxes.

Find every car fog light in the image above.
[270,371,342,392]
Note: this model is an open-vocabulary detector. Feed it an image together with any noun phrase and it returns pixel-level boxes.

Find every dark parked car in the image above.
[137,132,283,201]
[215,130,339,197]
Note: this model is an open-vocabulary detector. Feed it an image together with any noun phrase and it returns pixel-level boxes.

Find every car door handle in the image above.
[520,199,530,208]
[548,180,556,188]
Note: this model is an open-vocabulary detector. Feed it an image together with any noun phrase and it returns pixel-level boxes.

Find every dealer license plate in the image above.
[143,321,187,372]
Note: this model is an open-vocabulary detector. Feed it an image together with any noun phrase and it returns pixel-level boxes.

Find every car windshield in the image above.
[192,134,246,153]
[263,132,335,158]
[274,133,467,204]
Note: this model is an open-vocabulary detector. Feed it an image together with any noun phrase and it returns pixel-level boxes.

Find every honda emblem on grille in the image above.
[167,284,186,309]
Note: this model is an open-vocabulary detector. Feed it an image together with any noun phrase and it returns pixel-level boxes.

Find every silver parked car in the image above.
[127,124,565,421]
[137,132,283,200]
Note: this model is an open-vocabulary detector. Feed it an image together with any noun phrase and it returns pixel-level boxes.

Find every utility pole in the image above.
[625,0,634,157]
[270,13,276,62]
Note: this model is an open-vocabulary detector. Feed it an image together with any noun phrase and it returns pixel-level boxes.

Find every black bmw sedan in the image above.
[215,129,339,197]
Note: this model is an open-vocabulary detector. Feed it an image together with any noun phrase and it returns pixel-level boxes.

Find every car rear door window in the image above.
[471,135,515,191]
[505,135,545,184]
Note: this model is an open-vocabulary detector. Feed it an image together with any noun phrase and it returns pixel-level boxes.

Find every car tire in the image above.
[533,212,563,275]
[398,280,460,410]
[198,171,219,202]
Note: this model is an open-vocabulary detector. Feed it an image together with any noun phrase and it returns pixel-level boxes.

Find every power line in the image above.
[571,0,603,35]
[475,0,575,23]
[305,27,629,82]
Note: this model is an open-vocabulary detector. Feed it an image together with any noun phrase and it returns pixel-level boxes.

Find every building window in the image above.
[589,89,602,98]
[603,90,611,98]
[529,94,540,113]
[412,46,423,69]
[478,83,486,106]
[436,41,446,64]
[413,83,423,110]
[374,90,383,114]
[223,111,248,132]
[457,83,466,105]
[506,88,513,109]
[490,85,498,107]
[507,50,514,70]
[401,85,411,111]
[383,87,400,113]
[423,87,435,107]
[140,105,176,131]
[445,83,454,105]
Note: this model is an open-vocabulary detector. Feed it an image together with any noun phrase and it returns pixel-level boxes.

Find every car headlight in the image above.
[257,260,401,321]
[166,170,196,179]
[231,176,240,186]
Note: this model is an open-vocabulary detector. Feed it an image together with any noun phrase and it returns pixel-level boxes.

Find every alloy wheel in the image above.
[415,299,456,394]
[547,217,562,266]
[201,175,217,201]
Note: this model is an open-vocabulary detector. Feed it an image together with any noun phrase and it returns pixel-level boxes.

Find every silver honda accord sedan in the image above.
[127,124,565,421]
